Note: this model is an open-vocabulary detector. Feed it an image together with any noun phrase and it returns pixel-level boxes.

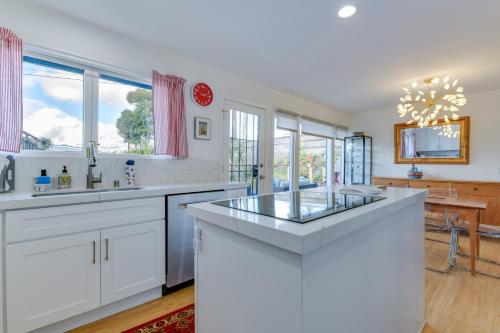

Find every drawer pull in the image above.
[91,241,96,264]
[473,187,478,191]
[105,238,109,261]
[426,185,431,188]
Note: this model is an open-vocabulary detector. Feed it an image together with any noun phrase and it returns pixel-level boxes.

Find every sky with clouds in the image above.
[23,61,147,153]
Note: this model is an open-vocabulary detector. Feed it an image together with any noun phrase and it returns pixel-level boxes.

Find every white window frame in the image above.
[93,70,155,158]
[20,45,164,159]
[20,50,88,157]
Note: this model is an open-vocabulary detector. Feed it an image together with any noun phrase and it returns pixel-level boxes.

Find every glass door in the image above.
[344,135,372,185]
[223,100,266,195]
[299,134,328,189]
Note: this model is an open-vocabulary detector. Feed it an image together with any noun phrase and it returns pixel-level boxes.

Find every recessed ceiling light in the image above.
[338,5,357,18]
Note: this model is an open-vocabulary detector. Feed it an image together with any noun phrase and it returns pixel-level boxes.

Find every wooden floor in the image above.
[423,234,500,333]
[70,286,194,333]
[71,234,500,333]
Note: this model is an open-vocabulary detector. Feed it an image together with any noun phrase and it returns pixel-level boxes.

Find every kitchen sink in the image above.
[31,187,143,197]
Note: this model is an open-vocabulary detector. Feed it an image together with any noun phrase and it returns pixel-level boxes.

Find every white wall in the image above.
[350,88,500,181]
[0,0,349,192]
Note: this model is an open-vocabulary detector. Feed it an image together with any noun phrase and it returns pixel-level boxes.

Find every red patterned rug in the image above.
[122,304,195,333]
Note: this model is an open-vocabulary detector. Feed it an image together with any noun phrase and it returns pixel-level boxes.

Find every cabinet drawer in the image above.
[408,180,451,190]
[6,197,164,243]
[451,183,500,197]
[372,178,408,188]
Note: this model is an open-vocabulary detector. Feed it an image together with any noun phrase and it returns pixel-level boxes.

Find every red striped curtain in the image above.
[152,71,188,158]
[0,28,23,153]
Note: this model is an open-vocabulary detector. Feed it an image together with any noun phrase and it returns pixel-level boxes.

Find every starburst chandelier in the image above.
[397,76,467,137]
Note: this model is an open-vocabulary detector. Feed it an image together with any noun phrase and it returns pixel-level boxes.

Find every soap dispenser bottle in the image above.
[57,166,72,189]
[33,169,53,192]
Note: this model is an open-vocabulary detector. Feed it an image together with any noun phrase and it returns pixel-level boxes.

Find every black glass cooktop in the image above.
[212,190,385,223]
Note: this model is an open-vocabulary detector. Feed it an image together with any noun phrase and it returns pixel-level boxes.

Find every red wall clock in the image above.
[192,82,213,107]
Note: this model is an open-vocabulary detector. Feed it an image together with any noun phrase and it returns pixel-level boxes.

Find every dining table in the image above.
[425,196,488,276]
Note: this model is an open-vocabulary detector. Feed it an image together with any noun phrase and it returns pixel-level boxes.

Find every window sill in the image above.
[11,150,177,160]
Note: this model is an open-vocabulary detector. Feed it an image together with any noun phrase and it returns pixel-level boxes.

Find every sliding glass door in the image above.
[273,128,292,192]
[299,134,328,189]
[273,111,344,192]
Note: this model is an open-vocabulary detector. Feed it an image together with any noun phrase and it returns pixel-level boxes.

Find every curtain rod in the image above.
[276,108,349,130]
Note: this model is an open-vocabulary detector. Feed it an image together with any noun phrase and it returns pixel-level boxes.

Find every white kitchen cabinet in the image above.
[101,220,165,306]
[414,128,428,152]
[439,134,459,151]
[6,231,101,333]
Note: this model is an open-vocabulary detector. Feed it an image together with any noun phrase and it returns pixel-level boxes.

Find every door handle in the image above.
[91,240,96,264]
[105,238,109,261]
[178,200,214,209]
[252,165,258,177]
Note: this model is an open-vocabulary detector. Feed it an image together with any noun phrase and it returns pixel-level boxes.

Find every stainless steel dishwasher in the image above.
[163,190,227,295]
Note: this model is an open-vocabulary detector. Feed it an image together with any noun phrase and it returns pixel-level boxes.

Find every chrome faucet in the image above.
[86,141,102,189]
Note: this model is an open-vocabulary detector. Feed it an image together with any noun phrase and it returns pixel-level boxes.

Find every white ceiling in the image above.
[34,0,500,112]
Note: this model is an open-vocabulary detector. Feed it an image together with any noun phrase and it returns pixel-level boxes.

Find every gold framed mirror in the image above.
[394,116,470,164]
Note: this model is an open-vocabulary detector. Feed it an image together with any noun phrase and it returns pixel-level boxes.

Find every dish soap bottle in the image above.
[57,166,72,189]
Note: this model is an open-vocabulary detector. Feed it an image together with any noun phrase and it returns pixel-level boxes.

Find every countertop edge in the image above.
[187,189,427,255]
[0,182,249,211]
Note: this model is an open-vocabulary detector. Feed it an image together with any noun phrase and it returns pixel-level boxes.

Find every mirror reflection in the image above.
[400,125,460,159]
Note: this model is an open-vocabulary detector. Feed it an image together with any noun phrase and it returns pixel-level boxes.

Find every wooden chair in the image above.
[425,188,459,273]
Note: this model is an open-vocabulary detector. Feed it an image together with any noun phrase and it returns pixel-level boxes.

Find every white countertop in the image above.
[187,187,427,255]
[0,182,248,210]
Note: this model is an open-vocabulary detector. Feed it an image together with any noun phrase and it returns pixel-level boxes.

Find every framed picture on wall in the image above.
[194,117,211,140]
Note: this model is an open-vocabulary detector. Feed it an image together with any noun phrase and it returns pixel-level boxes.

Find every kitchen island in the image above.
[187,187,427,333]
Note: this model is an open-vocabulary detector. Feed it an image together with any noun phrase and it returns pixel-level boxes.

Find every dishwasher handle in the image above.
[178,200,221,209]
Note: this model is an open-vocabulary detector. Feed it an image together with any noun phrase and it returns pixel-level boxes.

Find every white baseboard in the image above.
[29,287,162,333]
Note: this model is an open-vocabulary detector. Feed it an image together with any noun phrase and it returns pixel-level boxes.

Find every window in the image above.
[334,138,344,184]
[273,112,345,191]
[21,53,156,156]
[22,56,84,151]
[299,134,328,188]
[98,75,153,154]
[273,111,298,192]
[227,109,259,194]
[273,127,292,192]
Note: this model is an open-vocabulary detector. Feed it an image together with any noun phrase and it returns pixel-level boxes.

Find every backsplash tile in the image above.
[0,154,220,193]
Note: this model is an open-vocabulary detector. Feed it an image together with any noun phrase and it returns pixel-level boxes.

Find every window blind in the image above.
[300,118,335,139]
[335,128,348,139]
[275,111,299,132]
